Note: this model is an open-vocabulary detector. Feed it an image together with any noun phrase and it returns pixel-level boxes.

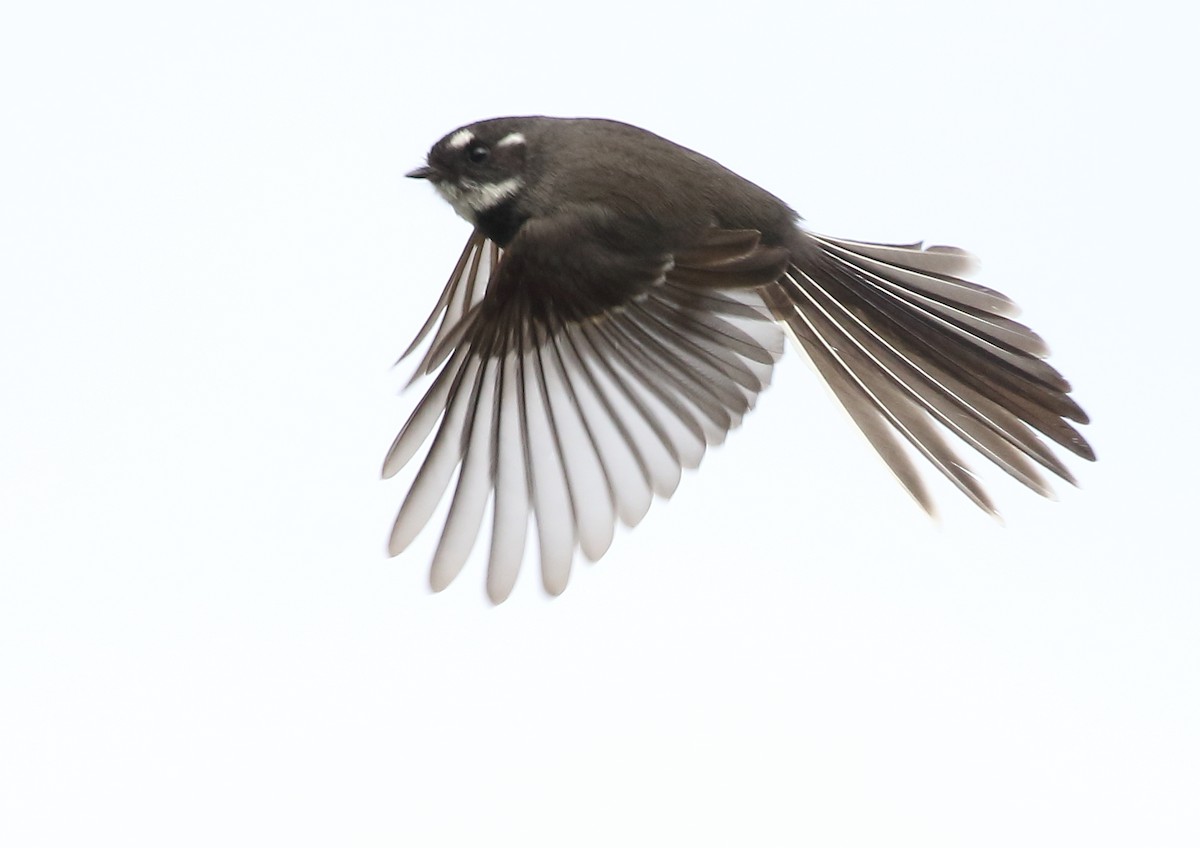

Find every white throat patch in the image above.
[435,177,523,223]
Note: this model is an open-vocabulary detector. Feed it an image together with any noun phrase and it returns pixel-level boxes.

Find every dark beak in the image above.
[406,165,437,180]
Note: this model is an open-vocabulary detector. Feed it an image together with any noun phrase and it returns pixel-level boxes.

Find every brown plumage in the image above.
[388,117,1093,602]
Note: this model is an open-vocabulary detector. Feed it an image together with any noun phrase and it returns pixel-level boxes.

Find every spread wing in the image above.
[384,211,789,602]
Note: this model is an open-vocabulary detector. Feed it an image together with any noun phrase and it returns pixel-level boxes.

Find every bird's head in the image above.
[407,119,531,225]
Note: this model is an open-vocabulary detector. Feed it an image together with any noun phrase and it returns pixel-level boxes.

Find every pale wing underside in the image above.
[385,230,784,602]
[386,228,1094,601]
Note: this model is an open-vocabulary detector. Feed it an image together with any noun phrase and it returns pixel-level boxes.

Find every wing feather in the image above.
[384,224,784,599]
[385,219,1092,600]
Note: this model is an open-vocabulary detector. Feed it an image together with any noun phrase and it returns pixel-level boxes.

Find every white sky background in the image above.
[2,0,1197,845]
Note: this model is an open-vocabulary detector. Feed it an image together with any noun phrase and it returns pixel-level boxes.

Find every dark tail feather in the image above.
[769,231,1094,513]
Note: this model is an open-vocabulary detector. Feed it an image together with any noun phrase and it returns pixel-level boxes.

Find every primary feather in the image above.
[387,117,1094,601]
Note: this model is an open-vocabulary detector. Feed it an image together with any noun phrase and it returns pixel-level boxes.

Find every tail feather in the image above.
[791,266,1057,495]
[771,272,998,514]
[772,231,1095,512]
[766,284,937,513]
[817,241,1070,391]
[812,242,1091,443]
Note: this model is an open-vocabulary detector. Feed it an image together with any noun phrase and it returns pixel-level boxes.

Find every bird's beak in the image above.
[406,165,437,180]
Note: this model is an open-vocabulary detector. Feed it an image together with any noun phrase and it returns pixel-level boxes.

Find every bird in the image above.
[386,116,1094,603]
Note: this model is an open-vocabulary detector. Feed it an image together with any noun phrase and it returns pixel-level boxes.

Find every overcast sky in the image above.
[2,1,1198,845]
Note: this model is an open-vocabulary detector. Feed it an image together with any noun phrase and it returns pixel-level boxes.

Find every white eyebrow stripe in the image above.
[447,129,474,149]
[496,132,526,148]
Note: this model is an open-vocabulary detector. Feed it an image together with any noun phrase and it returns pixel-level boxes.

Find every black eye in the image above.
[467,145,489,164]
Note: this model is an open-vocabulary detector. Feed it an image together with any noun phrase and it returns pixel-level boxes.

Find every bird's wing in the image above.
[385,211,789,602]
[766,232,1094,515]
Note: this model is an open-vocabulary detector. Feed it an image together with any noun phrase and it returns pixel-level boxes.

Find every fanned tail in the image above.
[767,231,1094,514]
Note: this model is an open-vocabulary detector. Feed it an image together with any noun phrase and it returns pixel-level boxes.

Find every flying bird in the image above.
[386,117,1093,602]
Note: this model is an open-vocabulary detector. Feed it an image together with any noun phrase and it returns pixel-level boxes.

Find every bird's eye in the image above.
[467,145,489,164]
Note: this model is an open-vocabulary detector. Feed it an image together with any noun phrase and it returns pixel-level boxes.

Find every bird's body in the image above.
[389,116,1094,602]
[465,118,797,245]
